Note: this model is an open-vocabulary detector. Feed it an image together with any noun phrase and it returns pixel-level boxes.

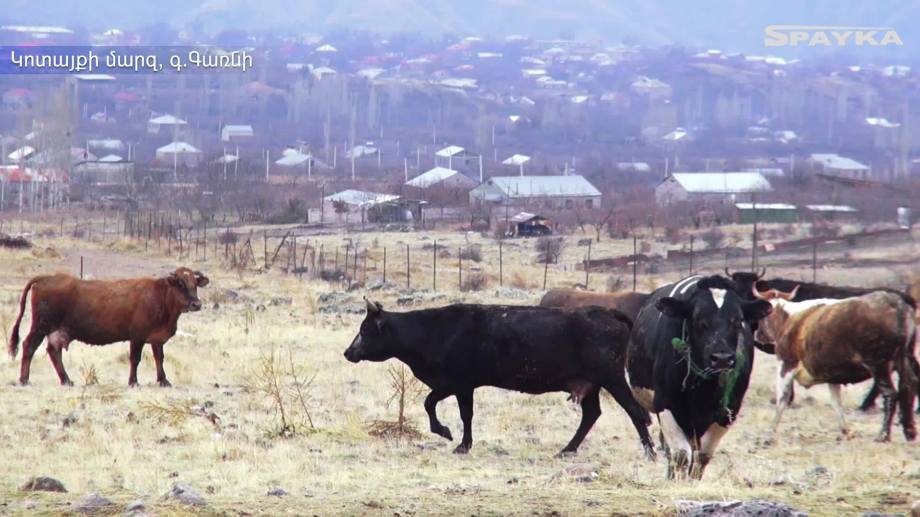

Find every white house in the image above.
[221,124,254,142]
[155,142,201,167]
[147,114,188,135]
[469,175,602,210]
[655,172,772,205]
[809,153,871,179]
[406,167,477,189]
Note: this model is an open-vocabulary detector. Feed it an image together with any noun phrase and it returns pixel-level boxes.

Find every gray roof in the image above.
[667,172,772,194]
[810,153,869,171]
[482,175,601,198]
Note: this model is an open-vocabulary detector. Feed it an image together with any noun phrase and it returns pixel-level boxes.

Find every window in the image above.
[565,199,574,209]
[585,199,594,209]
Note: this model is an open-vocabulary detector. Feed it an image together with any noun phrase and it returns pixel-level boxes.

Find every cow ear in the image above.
[742,300,773,321]
[194,271,210,287]
[655,297,692,319]
[167,272,181,286]
[365,297,381,315]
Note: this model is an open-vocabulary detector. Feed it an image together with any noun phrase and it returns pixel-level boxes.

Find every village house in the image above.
[809,153,870,180]
[469,175,602,211]
[406,167,477,190]
[221,124,254,143]
[655,172,772,205]
[155,142,201,167]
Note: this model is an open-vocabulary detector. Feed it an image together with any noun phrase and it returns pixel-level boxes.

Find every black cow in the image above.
[344,299,655,457]
[730,271,920,413]
[627,275,772,479]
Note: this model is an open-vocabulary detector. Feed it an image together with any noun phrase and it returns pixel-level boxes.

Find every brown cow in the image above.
[753,285,917,442]
[8,267,209,387]
[539,288,649,321]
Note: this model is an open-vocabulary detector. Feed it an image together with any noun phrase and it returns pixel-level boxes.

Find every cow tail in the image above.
[9,277,38,358]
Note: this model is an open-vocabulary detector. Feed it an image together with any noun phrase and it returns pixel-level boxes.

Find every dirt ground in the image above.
[0,220,918,516]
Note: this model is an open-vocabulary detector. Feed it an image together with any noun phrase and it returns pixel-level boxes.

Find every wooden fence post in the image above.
[406,244,410,289]
[432,239,437,291]
[458,247,462,290]
[584,240,591,289]
[383,247,387,283]
[498,240,503,287]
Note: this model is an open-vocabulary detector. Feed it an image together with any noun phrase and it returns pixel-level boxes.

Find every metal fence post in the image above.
[632,235,638,292]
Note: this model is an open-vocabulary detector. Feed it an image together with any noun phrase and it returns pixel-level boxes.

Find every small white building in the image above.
[221,124,254,142]
[147,114,188,135]
[655,172,772,205]
[156,142,201,167]
[406,167,477,190]
[469,175,602,210]
[809,153,871,179]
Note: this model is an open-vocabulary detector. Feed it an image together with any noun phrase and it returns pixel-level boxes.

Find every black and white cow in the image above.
[627,275,772,479]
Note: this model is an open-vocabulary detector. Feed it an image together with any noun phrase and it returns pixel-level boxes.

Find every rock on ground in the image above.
[676,500,807,517]
[163,483,207,507]
[19,476,67,493]
[266,488,288,497]
[72,493,114,513]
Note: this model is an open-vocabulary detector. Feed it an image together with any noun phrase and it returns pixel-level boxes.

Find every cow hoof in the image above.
[904,429,917,442]
[62,380,74,387]
[128,381,139,388]
[158,380,172,388]
[452,444,471,455]
[643,445,657,462]
[18,380,30,387]
[874,433,891,443]
[434,426,452,441]
[556,450,577,458]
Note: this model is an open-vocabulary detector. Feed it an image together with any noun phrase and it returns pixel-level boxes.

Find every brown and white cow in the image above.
[539,288,649,322]
[753,285,917,442]
[8,267,209,387]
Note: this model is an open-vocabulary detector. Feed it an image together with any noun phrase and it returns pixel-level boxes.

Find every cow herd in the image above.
[7,267,919,480]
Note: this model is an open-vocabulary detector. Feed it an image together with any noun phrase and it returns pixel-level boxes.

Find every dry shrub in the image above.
[139,398,222,431]
[79,362,99,386]
[367,364,424,441]
[664,225,683,245]
[244,347,317,438]
[510,271,530,289]
[535,237,565,264]
[606,276,625,292]
[459,245,482,262]
[461,272,487,292]
[218,230,239,245]
[700,227,725,249]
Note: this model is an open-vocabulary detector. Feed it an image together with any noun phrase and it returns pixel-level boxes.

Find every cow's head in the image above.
[656,276,772,372]
[167,267,210,312]
[726,267,767,300]
[750,284,799,345]
[344,298,393,363]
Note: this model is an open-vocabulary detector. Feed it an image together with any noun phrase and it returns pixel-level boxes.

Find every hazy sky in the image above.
[2,0,918,56]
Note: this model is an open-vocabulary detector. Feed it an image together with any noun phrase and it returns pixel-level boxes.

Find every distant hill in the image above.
[2,0,918,55]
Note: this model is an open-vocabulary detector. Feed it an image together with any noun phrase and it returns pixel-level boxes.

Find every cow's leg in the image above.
[896,355,917,441]
[692,423,728,480]
[559,386,600,455]
[658,410,691,480]
[453,389,474,454]
[604,379,655,460]
[424,390,453,441]
[771,366,796,441]
[151,343,171,387]
[18,329,47,386]
[657,426,673,478]
[859,382,879,412]
[128,340,144,387]
[871,365,896,442]
[827,384,849,436]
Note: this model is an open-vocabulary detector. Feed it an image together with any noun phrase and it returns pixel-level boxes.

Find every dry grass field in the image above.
[0,218,918,516]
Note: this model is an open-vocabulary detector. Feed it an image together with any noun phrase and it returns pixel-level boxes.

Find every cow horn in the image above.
[364,297,380,314]
[724,267,731,277]
[779,285,799,301]
[758,267,767,279]
[751,283,771,301]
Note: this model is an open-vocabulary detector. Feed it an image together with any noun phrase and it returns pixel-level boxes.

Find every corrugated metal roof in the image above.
[485,175,601,198]
[406,167,465,188]
[669,172,772,193]
[810,153,869,171]
[324,190,399,207]
[435,145,465,157]
[275,152,310,166]
[149,114,187,125]
[157,142,200,153]
[805,204,858,213]
[502,154,531,166]
[735,203,796,210]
